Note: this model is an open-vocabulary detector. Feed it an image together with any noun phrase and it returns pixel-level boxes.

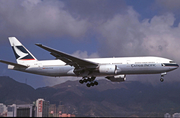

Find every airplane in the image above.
[0,37,179,87]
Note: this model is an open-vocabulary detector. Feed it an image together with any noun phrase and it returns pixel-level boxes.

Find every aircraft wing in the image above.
[35,44,98,68]
[0,60,28,68]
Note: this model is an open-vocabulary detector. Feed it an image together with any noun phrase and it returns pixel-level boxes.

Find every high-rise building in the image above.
[172,113,180,118]
[16,104,35,117]
[36,98,49,117]
[49,104,56,117]
[0,103,7,117]
[7,104,35,117]
[164,113,171,118]
[42,100,49,117]
[7,104,17,117]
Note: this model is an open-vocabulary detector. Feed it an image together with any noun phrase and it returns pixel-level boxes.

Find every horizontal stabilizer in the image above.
[0,60,28,68]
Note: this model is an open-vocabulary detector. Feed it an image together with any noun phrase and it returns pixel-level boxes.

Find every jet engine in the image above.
[106,75,126,82]
[99,65,119,74]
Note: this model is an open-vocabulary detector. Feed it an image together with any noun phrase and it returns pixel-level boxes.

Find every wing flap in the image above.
[35,44,98,68]
[0,60,28,68]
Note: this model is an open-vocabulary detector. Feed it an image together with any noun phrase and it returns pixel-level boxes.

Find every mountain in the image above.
[38,80,180,117]
[0,76,180,117]
[0,76,38,105]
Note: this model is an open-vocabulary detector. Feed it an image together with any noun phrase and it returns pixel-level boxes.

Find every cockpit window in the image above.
[170,61,175,63]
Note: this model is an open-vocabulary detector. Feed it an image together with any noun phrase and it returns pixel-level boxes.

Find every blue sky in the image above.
[0,0,180,88]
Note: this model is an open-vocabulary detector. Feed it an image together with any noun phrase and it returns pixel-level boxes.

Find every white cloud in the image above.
[21,0,42,10]
[98,7,180,63]
[97,7,144,57]
[72,50,99,58]
[96,7,180,83]
[156,0,180,11]
[140,13,180,60]
[0,0,89,40]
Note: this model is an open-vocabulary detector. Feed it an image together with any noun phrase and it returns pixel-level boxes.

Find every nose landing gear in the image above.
[160,72,167,82]
[160,78,164,82]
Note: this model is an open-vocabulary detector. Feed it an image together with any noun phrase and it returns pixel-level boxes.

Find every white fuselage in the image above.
[9,56,178,77]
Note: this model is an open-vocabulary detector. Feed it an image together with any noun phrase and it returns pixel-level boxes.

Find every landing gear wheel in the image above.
[86,83,91,87]
[94,81,98,85]
[91,82,94,86]
[84,79,88,83]
[160,78,164,82]
[91,77,96,81]
[79,80,83,84]
[87,78,91,82]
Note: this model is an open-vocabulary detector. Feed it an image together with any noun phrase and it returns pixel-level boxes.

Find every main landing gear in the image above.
[160,72,167,82]
[79,77,98,87]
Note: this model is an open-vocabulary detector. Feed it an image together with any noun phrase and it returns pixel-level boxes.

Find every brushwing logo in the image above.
[13,44,28,60]
[12,44,34,60]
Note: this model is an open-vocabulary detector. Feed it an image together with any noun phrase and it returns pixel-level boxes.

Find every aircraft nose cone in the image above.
[173,63,179,69]
[176,64,179,68]
[164,63,179,70]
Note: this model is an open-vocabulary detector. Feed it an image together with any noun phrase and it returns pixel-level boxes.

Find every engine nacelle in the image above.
[106,75,126,82]
[99,65,118,75]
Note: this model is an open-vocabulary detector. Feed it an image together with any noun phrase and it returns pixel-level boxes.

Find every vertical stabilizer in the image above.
[9,37,38,64]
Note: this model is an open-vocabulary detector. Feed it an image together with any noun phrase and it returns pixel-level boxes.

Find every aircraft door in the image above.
[127,60,131,64]
[38,63,43,69]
